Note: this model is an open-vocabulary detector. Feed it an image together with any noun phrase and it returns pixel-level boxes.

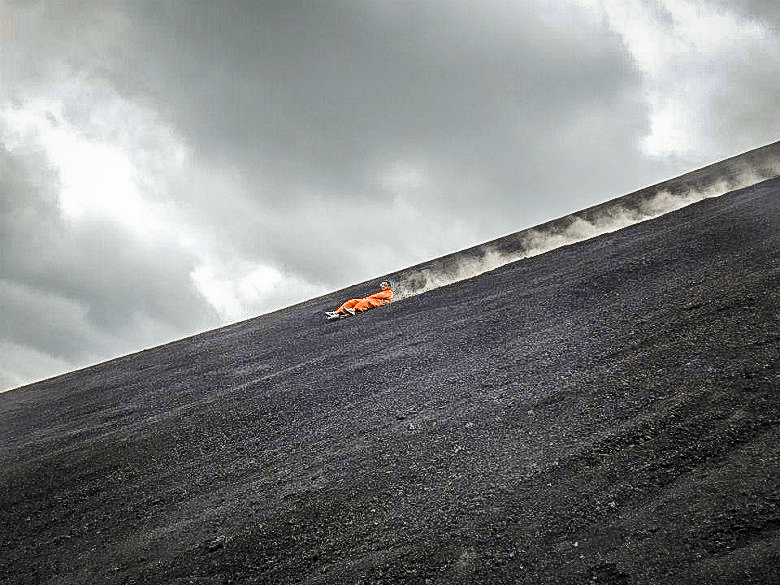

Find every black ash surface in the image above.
[1,179,779,584]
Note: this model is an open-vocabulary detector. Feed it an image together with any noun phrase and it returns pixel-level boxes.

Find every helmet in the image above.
[380,281,391,288]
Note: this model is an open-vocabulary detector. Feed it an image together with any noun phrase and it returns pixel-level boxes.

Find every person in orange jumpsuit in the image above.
[326,281,394,319]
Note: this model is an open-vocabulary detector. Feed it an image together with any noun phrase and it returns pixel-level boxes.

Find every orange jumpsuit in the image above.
[336,288,394,314]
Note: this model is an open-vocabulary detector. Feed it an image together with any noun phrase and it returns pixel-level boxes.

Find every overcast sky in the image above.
[2,0,779,392]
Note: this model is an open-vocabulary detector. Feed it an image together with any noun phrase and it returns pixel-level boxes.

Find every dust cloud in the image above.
[394,164,779,300]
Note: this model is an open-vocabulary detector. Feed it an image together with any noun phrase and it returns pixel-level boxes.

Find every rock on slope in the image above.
[1,179,778,584]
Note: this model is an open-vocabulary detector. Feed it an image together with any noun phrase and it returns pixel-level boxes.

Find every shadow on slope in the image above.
[1,180,779,583]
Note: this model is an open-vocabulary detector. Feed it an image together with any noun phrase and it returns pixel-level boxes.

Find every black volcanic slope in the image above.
[2,180,779,584]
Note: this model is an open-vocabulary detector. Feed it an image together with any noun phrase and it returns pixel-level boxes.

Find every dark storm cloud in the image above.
[720,0,780,25]
[119,0,655,277]
[132,0,643,191]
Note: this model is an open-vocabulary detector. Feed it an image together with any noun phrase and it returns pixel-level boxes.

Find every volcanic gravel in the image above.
[1,179,779,584]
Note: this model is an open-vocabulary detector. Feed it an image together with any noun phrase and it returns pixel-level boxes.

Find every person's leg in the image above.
[335,299,361,314]
[354,298,379,312]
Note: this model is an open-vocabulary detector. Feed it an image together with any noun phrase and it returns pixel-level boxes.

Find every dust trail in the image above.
[395,248,510,300]
[519,182,726,257]
[394,160,780,301]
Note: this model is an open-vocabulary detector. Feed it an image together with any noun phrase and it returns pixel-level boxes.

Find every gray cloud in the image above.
[118,1,658,270]
[0,146,219,360]
[719,0,780,25]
